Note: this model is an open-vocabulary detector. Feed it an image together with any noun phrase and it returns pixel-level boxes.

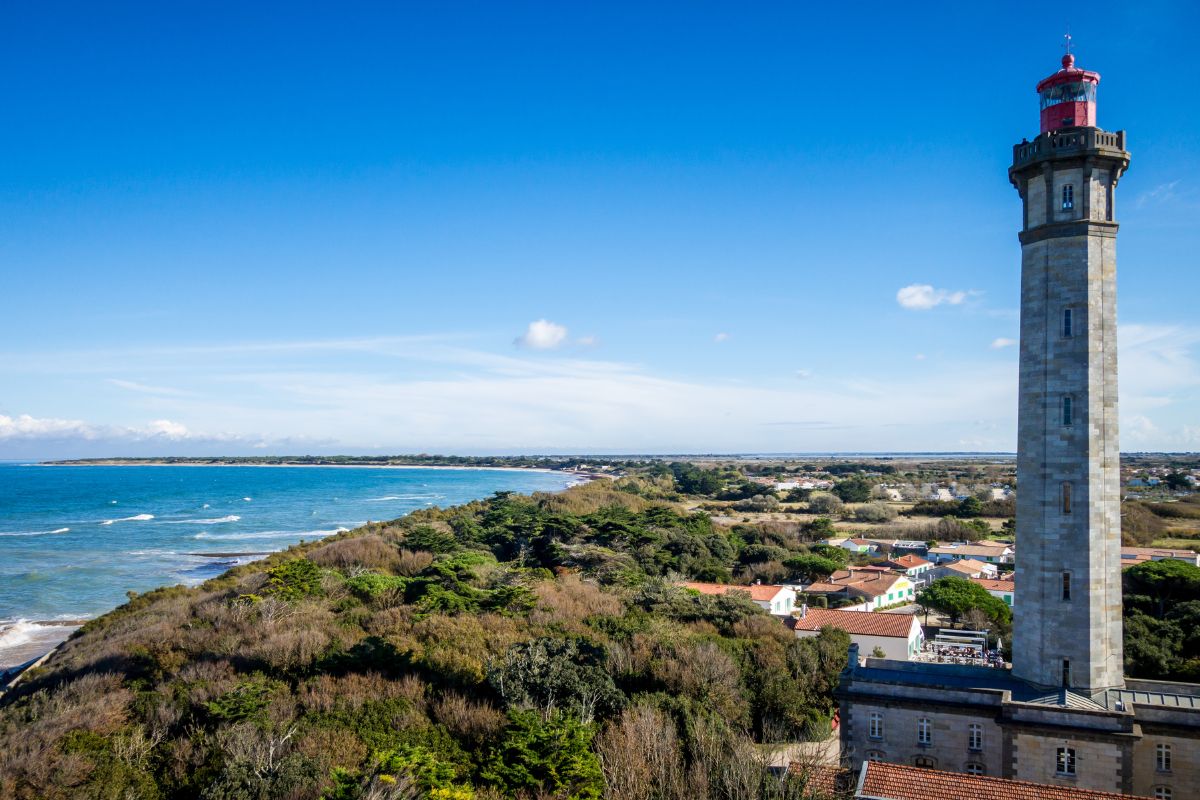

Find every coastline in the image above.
[0,466,594,683]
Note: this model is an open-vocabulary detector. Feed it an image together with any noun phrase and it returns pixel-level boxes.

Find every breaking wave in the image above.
[101,514,154,525]
[0,528,69,537]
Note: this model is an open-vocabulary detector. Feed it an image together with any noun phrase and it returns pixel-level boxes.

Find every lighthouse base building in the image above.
[834,53,1200,799]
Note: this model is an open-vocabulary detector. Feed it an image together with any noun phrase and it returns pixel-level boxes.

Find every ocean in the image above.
[0,462,578,669]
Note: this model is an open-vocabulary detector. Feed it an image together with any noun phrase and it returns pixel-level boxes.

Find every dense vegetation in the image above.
[0,481,848,800]
[1123,559,1200,681]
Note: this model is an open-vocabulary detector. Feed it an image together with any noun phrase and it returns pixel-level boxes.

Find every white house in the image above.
[678,582,797,616]
[930,558,998,581]
[927,542,1014,565]
[789,608,924,661]
[885,554,934,583]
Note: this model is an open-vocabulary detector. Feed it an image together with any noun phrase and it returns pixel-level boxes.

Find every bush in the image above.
[480,710,603,800]
[808,494,843,515]
[852,503,897,523]
[265,558,323,601]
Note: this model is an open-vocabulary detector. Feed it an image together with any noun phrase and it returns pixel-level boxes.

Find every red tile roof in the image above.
[941,558,989,575]
[786,763,848,798]
[856,761,1152,800]
[803,582,846,593]
[971,578,1015,593]
[679,582,788,602]
[889,554,931,569]
[791,608,918,638]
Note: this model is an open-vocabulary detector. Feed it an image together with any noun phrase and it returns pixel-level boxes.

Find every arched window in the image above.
[965,762,985,776]
[914,756,936,768]
[1153,787,1172,800]
[1062,482,1073,514]
[865,750,886,762]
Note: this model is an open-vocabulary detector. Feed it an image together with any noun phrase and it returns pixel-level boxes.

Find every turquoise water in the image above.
[0,463,575,630]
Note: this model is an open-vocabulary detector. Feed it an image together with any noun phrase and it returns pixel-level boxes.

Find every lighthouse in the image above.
[1008,51,1130,694]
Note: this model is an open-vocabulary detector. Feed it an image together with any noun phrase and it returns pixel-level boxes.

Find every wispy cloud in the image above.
[107,378,192,396]
[896,284,973,310]
[713,332,730,343]
[1136,180,1180,209]
[990,337,1017,349]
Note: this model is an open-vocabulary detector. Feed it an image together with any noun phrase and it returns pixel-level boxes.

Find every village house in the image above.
[970,576,1015,607]
[930,558,998,581]
[884,554,934,583]
[677,581,797,616]
[804,567,915,611]
[1120,547,1200,568]
[834,537,877,555]
[927,541,1014,565]
[789,607,924,661]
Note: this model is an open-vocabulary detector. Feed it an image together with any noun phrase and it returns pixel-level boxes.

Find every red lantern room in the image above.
[1037,52,1100,133]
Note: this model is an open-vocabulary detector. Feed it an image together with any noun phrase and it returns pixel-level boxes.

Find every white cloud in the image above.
[795,369,812,380]
[5,319,1199,455]
[713,332,730,343]
[0,414,197,443]
[514,319,569,350]
[991,337,1017,349]
[896,284,969,310]
[575,335,599,347]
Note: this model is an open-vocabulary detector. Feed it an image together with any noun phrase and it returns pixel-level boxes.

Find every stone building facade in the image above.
[835,53,1200,799]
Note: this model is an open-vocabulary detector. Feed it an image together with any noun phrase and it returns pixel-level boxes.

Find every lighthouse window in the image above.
[1062,571,1072,601]
[1062,395,1073,426]
[1062,184,1075,210]
[1062,659,1071,687]
[1062,482,1073,514]
[1063,308,1073,337]
[1040,81,1096,110]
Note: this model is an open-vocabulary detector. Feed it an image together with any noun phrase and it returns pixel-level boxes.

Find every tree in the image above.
[481,710,603,800]
[833,478,871,504]
[917,577,1011,626]
[1125,559,1200,618]
[488,637,625,724]
[956,496,983,518]
[782,554,842,584]
[1164,472,1191,491]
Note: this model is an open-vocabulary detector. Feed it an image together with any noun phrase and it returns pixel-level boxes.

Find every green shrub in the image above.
[265,558,324,600]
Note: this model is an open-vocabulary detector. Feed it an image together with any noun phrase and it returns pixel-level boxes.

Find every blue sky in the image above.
[2,1,1198,457]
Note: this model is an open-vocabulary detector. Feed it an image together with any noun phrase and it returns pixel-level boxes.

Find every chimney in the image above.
[847,643,860,669]
[801,603,808,618]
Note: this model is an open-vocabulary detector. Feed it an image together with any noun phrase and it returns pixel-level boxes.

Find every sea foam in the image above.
[163,515,241,524]
[101,514,154,525]
[0,528,69,537]
[193,527,348,542]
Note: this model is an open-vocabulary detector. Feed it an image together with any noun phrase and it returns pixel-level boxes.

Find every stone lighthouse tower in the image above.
[1009,51,1130,694]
